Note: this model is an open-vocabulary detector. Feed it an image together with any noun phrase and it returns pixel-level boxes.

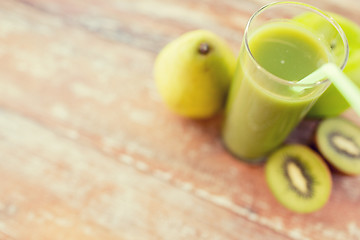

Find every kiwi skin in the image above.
[315,117,360,176]
[265,144,332,214]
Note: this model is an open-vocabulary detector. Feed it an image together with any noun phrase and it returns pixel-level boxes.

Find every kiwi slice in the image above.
[265,145,332,213]
[316,117,360,175]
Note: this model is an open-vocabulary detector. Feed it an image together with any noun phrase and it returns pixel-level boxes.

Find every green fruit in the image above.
[307,83,350,118]
[343,49,360,87]
[295,12,360,118]
[316,117,360,175]
[154,30,236,119]
[265,145,332,213]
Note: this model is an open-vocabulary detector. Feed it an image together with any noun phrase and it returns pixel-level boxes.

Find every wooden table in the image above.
[1,0,360,239]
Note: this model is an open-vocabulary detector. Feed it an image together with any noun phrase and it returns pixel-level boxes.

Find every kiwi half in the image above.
[265,145,332,213]
[316,117,360,175]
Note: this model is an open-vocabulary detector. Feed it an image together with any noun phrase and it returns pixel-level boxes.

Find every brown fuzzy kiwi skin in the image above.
[314,117,360,176]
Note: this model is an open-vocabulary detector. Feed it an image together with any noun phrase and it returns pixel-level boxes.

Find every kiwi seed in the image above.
[328,132,360,158]
[283,156,313,198]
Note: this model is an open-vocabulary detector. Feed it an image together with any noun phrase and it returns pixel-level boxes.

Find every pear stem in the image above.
[198,43,211,55]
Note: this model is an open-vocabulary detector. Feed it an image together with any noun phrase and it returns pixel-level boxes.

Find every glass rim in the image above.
[244,1,349,88]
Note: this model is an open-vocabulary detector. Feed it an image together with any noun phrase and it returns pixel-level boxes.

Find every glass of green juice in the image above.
[222,2,349,163]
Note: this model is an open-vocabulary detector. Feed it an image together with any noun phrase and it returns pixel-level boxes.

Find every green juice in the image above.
[222,22,330,161]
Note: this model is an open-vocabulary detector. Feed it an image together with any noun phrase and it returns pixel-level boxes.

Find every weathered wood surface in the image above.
[1,0,360,239]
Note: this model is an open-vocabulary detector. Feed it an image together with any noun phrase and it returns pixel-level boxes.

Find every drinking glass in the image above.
[222,1,349,162]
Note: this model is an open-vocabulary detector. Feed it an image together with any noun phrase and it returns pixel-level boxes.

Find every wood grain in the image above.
[0,0,360,239]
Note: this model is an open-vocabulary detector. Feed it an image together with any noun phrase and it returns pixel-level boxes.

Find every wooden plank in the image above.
[0,110,293,240]
[0,0,359,239]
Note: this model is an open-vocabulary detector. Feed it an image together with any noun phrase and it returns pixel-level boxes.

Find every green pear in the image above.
[154,30,236,119]
[295,12,360,118]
